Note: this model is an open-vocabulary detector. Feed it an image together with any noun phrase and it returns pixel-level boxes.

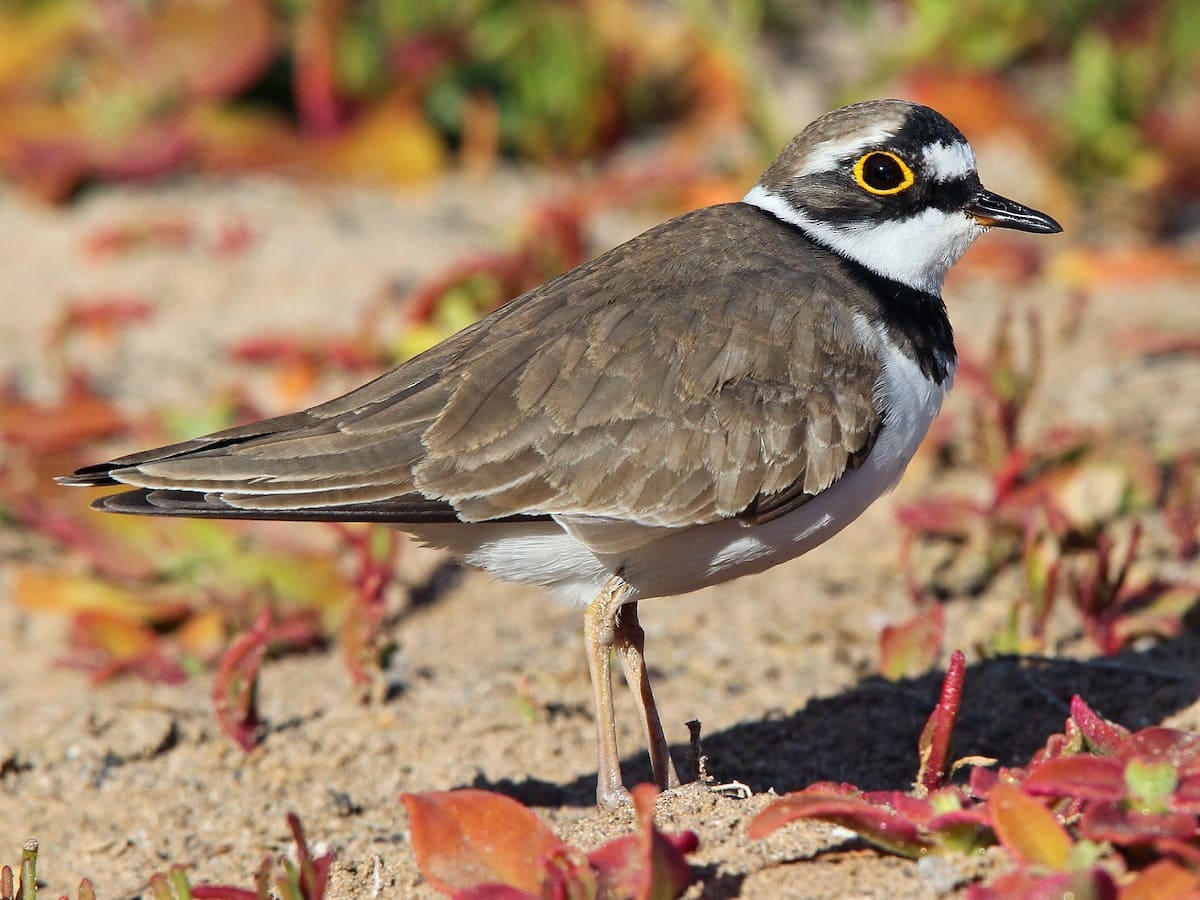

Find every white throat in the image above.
[742,184,984,295]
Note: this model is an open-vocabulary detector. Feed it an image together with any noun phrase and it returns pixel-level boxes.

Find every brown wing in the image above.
[65,204,883,528]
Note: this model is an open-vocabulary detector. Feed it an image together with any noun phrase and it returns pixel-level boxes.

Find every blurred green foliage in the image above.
[0,0,1197,216]
[300,0,702,158]
[882,0,1200,188]
[0,0,747,199]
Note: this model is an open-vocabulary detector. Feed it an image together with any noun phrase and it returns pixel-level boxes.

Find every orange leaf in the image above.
[188,105,305,174]
[175,608,229,663]
[400,789,566,895]
[0,393,125,454]
[879,605,945,681]
[74,610,159,661]
[988,782,1073,870]
[1120,858,1200,900]
[12,568,189,624]
[272,358,321,408]
[68,610,185,684]
[320,97,445,184]
[1051,246,1200,289]
[0,3,80,87]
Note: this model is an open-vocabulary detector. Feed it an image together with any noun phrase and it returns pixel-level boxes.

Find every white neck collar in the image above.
[742,184,983,296]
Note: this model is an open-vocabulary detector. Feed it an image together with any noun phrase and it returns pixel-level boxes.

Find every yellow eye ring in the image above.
[853,151,915,195]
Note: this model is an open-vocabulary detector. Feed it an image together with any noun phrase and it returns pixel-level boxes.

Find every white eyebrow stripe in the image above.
[795,123,898,177]
[922,141,976,181]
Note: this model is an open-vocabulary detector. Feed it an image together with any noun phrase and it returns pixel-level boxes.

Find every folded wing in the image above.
[63,204,883,530]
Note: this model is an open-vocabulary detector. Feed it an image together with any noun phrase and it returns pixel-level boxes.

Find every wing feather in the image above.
[65,204,884,529]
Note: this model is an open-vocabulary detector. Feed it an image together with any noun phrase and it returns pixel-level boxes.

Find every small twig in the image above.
[686,719,753,798]
[707,780,753,799]
[686,719,710,784]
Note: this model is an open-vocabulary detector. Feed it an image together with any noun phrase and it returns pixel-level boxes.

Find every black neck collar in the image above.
[748,204,957,385]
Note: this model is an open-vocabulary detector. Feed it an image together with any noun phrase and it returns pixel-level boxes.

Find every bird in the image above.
[61,99,1062,808]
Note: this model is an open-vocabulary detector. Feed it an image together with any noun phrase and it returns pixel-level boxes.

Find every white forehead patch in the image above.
[796,122,898,177]
[922,141,976,182]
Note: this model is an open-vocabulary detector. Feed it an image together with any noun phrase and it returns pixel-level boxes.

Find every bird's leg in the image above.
[613,600,680,792]
[583,575,633,808]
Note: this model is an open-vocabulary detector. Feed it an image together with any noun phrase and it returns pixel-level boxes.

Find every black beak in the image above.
[966,189,1062,234]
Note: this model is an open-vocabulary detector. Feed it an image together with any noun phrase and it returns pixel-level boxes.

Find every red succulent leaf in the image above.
[1152,836,1200,868]
[871,790,941,826]
[662,832,700,855]
[400,789,566,896]
[1174,773,1200,812]
[988,782,1073,870]
[81,220,194,257]
[747,786,936,858]
[212,609,271,752]
[968,766,1001,800]
[288,812,334,900]
[924,804,993,856]
[452,887,538,900]
[896,496,984,539]
[331,525,402,686]
[915,649,966,795]
[1078,801,1197,845]
[1022,756,1127,802]
[1068,525,1158,656]
[966,867,1117,900]
[292,0,349,135]
[1069,696,1130,756]
[1121,728,1200,773]
[966,872,1037,900]
[66,609,188,685]
[52,296,157,344]
[0,0,277,199]
[89,0,277,101]
[990,447,1034,508]
[1161,452,1200,561]
[926,806,992,831]
[1116,326,1200,359]
[191,888,259,899]
[0,389,127,454]
[229,335,379,373]
[191,813,332,899]
[1030,727,1081,769]
[589,784,696,900]
[538,846,597,899]
[88,119,196,182]
[452,861,597,900]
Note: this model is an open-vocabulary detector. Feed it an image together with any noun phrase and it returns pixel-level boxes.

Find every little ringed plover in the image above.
[62,99,1062,807]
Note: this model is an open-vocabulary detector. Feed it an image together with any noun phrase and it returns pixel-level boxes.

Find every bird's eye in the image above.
[853,151,914,195]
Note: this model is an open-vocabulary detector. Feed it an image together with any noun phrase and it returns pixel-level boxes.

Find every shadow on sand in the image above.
[469,629,1200,808]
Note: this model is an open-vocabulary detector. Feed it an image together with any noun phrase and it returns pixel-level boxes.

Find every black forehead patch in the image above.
[818,104,972,179]
[898,105,969,150]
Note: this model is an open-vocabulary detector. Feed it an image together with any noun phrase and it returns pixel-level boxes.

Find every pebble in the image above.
[98,709,177,763]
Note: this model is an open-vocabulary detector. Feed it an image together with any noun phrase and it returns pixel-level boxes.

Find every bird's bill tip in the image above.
[967,189,1063,235]
[54,468,119,487]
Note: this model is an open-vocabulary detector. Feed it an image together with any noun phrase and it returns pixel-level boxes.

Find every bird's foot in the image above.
[596,782,634,811]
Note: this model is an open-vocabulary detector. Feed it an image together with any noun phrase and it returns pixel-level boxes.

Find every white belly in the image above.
[408,340,953,608]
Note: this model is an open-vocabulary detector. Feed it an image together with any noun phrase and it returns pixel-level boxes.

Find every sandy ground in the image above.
[2,136,1200,898]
